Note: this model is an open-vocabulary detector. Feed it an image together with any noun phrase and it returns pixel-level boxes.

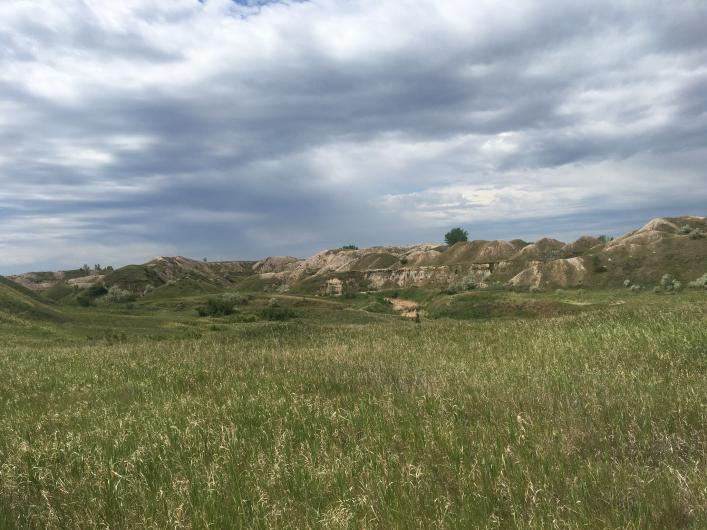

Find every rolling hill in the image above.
[0,275,64,323]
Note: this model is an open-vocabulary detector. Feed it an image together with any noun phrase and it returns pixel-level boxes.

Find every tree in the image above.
[444,227,468,245]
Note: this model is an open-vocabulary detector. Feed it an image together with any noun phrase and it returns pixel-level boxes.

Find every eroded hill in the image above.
[9,215,706,299]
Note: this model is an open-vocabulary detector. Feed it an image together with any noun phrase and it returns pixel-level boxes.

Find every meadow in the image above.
[0,289,705,528]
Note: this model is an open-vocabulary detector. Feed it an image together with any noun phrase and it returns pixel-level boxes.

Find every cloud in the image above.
[0,0,705,273]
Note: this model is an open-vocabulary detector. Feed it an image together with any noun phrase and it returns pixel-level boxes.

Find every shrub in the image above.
[540,249,564,262]
[630,284,642,292]
[689,228,705,239]
[104,286,136,303]
[653,286,662,294]
[341,245,358,250]
[660,274,675,290]
[623,279,632,288]
[77,295,92,307]
[86,284,108,298]
[591,255,607,273]
[529,286,544,293]
[443,276,477,294]
[597,235,613,244]
[196,296,235,317]
[678,224,693,235]
[688,273,707,289]
[222,292,248,305]
[261,306,296,321]
[230,312,258,323]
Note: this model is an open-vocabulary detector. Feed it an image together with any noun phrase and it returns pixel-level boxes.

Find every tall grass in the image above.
[0,306,705,528]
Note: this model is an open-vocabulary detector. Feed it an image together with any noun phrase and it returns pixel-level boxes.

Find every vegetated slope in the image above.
[22,257,257,303]
[593,215,707,287]
[104,256,256,293]
[0,276,64,323]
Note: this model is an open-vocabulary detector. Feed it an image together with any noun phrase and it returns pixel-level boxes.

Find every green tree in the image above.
[444,227,469,245]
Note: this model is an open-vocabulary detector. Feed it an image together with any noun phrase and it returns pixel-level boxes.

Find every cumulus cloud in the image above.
[0,0,705,272]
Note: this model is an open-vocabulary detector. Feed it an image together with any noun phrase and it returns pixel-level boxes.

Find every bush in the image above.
[591,255,607,273]
[196,296,235,317]
[688,273,707,289]
[443,276,477,295]
[529,286,544,293]
[261,306,296,321]
[623,279,632,288]
[76,283,108,306]
[540,249,564,262]
[86,284,108,298]
[230,312,258,323]
[222,292,248,305]
[630,284,642,292]
[660,274,677,291]
[444,227,469,245]
[77,295,92,307]
[678,224,693,235]
[341,245,358,250]
[689,228,704,239]
[104,286,136,303]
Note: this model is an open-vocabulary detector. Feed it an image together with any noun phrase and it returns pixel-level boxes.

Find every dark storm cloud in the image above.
[0,0,705,273]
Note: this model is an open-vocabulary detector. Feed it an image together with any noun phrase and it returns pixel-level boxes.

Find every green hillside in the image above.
[0,276,64,324]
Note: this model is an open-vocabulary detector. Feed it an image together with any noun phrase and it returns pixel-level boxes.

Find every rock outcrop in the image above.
[508,257,588,288]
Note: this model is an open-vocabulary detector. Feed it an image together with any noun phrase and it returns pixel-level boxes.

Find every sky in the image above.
[1,0,706,274]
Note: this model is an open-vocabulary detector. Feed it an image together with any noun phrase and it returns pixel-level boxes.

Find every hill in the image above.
[255,215,706,292]
[8,215,706,302]
[0,276,64,323]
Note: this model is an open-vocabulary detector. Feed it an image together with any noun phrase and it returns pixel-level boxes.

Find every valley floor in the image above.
[0,291,705,528]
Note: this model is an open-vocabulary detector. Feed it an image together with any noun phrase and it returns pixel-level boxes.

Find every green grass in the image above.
[0,289,705,528]
[0,277,65,326]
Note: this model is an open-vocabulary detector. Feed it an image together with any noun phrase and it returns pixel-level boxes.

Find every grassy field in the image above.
[0,288,705,528]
